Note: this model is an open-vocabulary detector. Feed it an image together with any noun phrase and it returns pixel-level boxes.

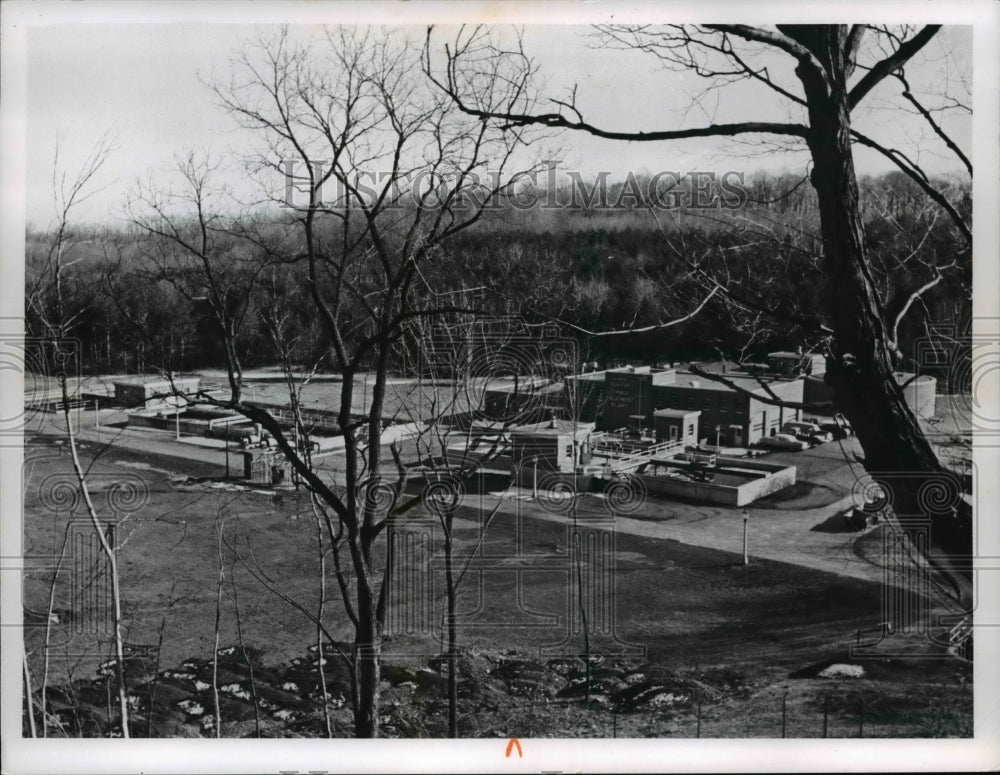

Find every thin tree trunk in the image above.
[353,613,381,738]
[41,524,71,737]
[23,652,38,738]
[212,518,225,738]
[59,372,131,736]
[444,527,458,738]
[230,567,260,737]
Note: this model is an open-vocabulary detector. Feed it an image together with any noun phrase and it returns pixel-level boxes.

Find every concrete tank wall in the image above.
[803,373,936,418]
[899,373,937,418]
[637,461,795,507]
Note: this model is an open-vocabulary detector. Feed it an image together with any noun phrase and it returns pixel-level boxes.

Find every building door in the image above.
[669,424,679,442]
[733,426,743,446]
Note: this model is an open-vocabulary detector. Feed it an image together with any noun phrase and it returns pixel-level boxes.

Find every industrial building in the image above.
[564,354,811,448]
[113,376,200,409]
[653,372,804,447]
[601,366,678,430]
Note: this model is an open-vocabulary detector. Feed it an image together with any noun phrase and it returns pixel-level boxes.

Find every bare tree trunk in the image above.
[444,528,458,738]
[212,518,225,738]
[799,40,972,604]
[41,525,71,737]
[59,375,131,736]
[353,613,381,738]
[23,653,38,737]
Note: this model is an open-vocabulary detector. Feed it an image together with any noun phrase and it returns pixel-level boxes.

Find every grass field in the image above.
[21,429,972,738]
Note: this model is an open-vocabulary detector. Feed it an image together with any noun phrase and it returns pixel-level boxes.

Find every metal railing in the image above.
[595,439,686,472]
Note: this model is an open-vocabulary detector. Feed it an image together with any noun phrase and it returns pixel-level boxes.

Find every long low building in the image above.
[113,376,200,409]
[566,363,805,447]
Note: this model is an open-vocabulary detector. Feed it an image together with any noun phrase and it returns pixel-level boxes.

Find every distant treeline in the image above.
[26,170,970,379]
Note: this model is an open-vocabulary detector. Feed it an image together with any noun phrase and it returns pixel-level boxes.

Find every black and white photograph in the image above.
[2,1,998,772]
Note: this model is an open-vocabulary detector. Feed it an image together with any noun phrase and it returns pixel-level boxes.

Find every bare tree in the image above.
[125,151,270,401]
[123,26,543,737]
[430,24,974,605]
[26,133,134,736]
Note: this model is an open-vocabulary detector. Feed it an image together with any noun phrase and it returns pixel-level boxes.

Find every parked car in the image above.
[782,420,821,436]
[843,499,882,530]
[819,415,853,440]
[758,433,810,451]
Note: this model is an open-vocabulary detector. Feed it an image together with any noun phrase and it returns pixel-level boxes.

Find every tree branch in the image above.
[848,25,941,110]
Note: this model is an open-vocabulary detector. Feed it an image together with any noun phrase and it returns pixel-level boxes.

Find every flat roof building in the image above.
[601,366,678,430]
[113,376,200,409]
[564,361,807,447]
[656,372,804,447]
[510,417,596,473]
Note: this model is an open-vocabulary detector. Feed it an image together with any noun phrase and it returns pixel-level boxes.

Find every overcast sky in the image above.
[18,17,972,228]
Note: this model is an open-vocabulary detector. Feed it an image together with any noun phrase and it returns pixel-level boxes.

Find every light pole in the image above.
[716,424,721,451]
[742,509,749,565]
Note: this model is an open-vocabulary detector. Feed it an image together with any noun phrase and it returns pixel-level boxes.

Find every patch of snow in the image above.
[282,682,299,692]
[648,692,687,708]
[273,708,296,721]
[220,682,251,700]
[818,663,865,679]
[194,680,210,692]
[163,671,196,681]
[177,700,205,716]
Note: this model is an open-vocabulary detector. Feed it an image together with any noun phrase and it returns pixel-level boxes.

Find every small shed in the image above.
[653,408,701,447]
[510,417,596,473]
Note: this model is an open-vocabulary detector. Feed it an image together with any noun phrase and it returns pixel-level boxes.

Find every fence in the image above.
[501,684,972,739]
